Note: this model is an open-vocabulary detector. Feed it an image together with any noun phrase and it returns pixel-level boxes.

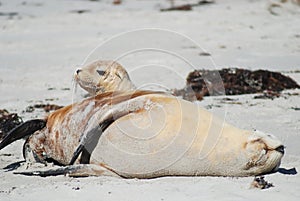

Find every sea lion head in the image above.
[74,60,135,95]
[243,130,284,175]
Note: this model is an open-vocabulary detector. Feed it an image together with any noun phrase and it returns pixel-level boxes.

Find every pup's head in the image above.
[74,60,135,95]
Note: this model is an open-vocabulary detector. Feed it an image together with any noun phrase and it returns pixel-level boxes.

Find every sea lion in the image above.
[0,90,284,178]
[74,60,135,95]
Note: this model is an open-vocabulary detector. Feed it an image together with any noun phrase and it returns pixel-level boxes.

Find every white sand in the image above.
[0,0,299,200]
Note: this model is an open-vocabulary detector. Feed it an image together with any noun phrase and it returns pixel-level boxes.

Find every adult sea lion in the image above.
[0,90,284,178]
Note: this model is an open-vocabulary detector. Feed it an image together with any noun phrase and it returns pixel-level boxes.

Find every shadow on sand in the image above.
[278,167,297,175]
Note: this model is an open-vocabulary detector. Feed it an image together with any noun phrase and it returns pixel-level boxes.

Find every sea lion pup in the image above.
[0,90,284,178]
[74,60,136,95]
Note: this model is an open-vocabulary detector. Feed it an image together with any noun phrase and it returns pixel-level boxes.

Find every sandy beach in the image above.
[0,0,300,200]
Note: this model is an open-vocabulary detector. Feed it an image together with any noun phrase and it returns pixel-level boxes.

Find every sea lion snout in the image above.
[252,131,284,153]
[275,145,285,154]
[244,131,284,174]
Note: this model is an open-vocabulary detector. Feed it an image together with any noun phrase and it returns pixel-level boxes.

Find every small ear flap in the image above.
[96,70,105,76]
[0,119,46,150]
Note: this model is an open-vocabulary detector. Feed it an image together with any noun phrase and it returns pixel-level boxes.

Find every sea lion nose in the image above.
[275,145,285,154]
[76,69,82,74]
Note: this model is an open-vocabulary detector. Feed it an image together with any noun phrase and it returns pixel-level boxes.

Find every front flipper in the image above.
[0,119,46,150]
[14,164,121,178]
[69,99,147,165]
[69,118,114,165]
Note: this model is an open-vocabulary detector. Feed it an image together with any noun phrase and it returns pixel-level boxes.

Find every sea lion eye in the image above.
[97,70,105,76]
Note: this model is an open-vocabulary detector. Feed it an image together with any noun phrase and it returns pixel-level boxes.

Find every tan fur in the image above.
[75,60,135,95]
[70,61,285,177]
[25,91,284,178]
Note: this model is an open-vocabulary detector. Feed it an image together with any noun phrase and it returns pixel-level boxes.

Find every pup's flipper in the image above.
[14,164,121,177]
[69,98,147,165]
[69,118,114,165]
[0,119,46,150]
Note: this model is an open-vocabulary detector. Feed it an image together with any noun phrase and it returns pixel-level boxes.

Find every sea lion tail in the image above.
[0,119,46,150]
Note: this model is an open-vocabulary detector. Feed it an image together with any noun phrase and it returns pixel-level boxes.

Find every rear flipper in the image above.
[0,119,46,150]
[3,160,26,171]
[14,164,121,178]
